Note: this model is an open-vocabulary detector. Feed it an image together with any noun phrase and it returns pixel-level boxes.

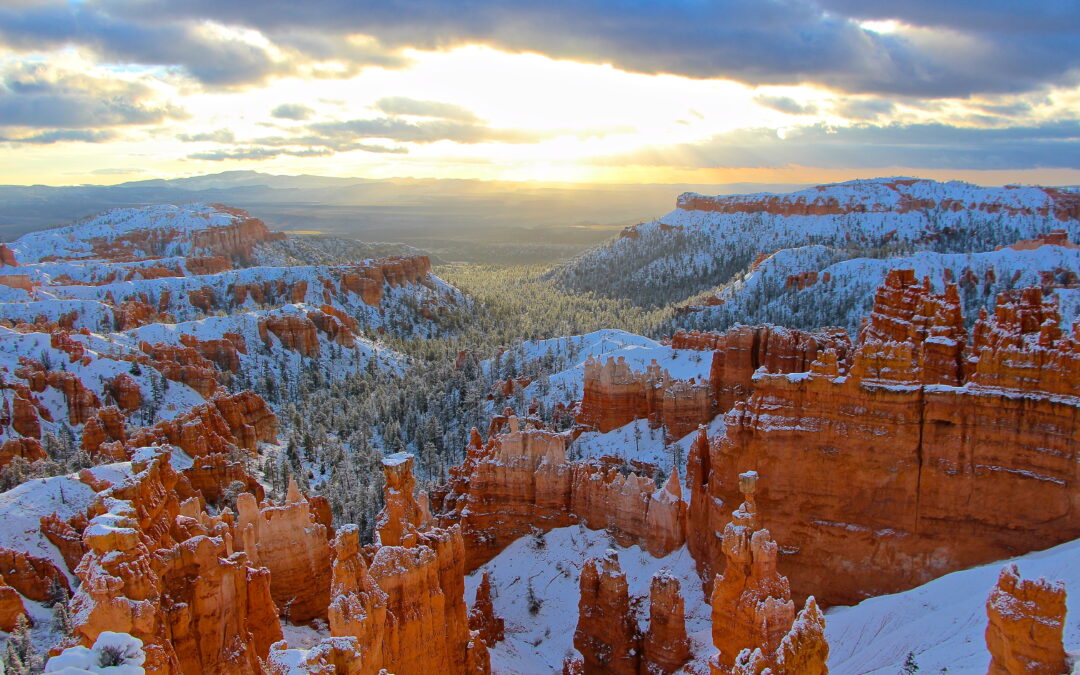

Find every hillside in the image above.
[552,177,1080,310]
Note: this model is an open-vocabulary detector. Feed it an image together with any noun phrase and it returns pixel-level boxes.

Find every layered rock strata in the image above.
[686,271,1080,605]
[433,417,686,570]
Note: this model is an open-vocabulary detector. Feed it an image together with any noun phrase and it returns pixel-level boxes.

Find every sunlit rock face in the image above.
[689,271,1080,606]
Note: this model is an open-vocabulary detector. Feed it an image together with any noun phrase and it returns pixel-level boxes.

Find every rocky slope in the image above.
[0,203,464,467]
[552,177,1080,312]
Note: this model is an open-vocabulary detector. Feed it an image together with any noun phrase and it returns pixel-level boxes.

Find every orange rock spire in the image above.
[985,564,1068,675]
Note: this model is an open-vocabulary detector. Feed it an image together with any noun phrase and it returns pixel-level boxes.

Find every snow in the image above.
[825,537,1080,674]
[465,525,711,674]
[569,415,725,472]
[8,203,252,264]
[44,631,146,674]
[497,330,712,410]
[0,464,132,585]
[382,452,413,467]
[683,242,1080,335]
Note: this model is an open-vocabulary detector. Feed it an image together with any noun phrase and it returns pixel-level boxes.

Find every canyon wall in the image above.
[689,271,1080,606]
[433,417,686,570]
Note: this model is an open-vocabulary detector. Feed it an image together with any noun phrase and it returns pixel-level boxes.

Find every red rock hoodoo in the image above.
[985,564,1068,675]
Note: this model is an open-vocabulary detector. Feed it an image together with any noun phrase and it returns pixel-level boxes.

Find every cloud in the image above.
[0,129,115,144]
[0,3,407,88]
[0,62,184,128]
[177,129,236,142]
[603,120,1080,170]
[309,116,549,145]
[188,146,335,161]
[271,103,314,120]
[93,0,1080,98]
[754,95,818,115]
[188,140,407,160]
[90,167,147,175]
[832,98,897,120]
[374,96,479,122]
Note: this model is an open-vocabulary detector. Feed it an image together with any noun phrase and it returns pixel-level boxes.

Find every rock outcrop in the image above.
[434,418,686,570]
[708,472,828,675]
[468,571,504,648]
[689,271,1080,606]
[574,551,640,675]
[67,447,284,675]
[985,565,1068,675]
[235,478,333,623]
[642,571,691,674]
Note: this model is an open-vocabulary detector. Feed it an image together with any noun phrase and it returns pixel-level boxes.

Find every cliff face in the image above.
[689,271,1080,606]
[282,453,489,675]
[235,479,333,623]
[674,325,851,414]
[985,565,1068,675]
[676,179,1079,221]
[433,417,686,570]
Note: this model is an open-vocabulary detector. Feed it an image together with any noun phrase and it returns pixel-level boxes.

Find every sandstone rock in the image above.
[642,571,690,674]
[327,524,387,673]
[468,571,504,647]
[234,480,333,624]
[707,473,827,675]
[434,420,685,570]
[689,276,1080,606]
[40,512,89,573]
[81,406,127,455]
[574,551,639,675]
[985,564,1068,675]
[0,436,45,469]
[375,453,425,547]
[259,314,322,357]
[0,574,25,632]
[109,373,143,413]
[0,547,70,603]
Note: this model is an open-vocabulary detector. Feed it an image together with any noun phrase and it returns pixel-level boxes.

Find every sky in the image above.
[1,0,1079,187]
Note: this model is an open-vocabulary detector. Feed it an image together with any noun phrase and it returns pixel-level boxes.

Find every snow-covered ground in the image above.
[491,329,712,410]
[7,203,259,263]
[470,520,1080,674]
[676,242,1080,335]
[569,415,726,472]
[465,525,711,674]
[826,537,1080,674]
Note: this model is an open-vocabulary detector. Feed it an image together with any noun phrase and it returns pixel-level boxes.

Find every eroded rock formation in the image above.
[689,271,1080,606]
[985,564,1068,675]
[708,472,827,675]
[574,551,640,675]
[235,478,333,623]
[434,417,686,569]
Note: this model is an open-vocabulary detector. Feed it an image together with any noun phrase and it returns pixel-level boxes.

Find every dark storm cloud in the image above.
[0,2,406,88]
[754,95,818,115]
[374,97,479,122]
[609,121,1080,170]
[0,62,183,128]
[83,0,1080,98]
[271,103,314,121]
